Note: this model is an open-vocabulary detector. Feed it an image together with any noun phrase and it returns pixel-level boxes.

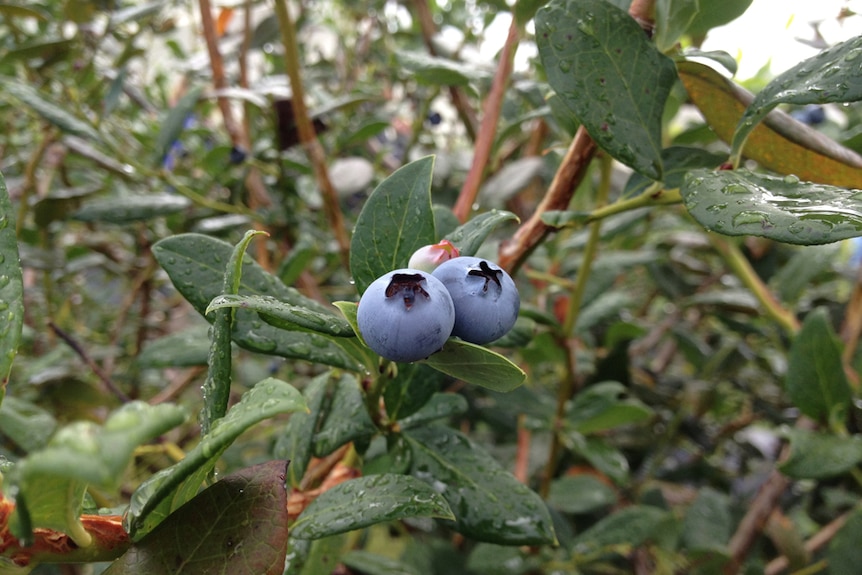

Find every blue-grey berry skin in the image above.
[432,256,520,344]
[357,269,455,362]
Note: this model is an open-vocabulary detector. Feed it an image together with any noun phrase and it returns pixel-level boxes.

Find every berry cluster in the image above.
[357,245,520,362]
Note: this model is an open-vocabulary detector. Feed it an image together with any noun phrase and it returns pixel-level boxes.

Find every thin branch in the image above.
[453,16,520,222]
[273,0,351,268]
[48,321,130,403]
[498,126,598,273]
[764,510,852,575]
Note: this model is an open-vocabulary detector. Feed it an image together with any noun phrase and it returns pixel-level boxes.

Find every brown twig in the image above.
[48,321,130,403]
[764,510,852,575]
[273,0,351,269]
[197,0,273,222]
[452,16,521,222]
[412,0,478,141]
[498,126,598,273]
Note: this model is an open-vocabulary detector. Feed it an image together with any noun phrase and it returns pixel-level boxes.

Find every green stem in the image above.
[585,184,681,224]
[539,155,612,498]
[709,235,800,336]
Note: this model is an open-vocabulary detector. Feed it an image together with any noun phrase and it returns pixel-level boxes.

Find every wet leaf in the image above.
[421,339,526,392]
[536,0,677,179]
[779,428,862,479]
[136,324,213,368]
[207,294,355,337]
[312,374,376,457]
[71,194,191,224]
[0,396,57,453]
[407,426,556,545]
[153,234,360,370]
[732,35,862,163]
[573,505,671,552]
[565,381,653,434]
[341,551,419,575]
[106,461,289,575]
[654,0,699,53]
[444,210,520,257]
[0,171,23,403]
[13,402,186,547]
[547,475,616,514]
[0,77,100,140]
[126,378,306,539]
[681,168,862,245]
[563,433,630,484]
[291,474,454,539]
[274,372,332,488]
[785,308,851,425]
[154,85,202,164]
[397,392,468,430]
[396,51,486,88]
[349,156,437,294]
[383,363,447,422]
[623,146,726,196]
[678,61,862,188]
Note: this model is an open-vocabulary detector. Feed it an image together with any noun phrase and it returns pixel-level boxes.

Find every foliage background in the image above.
[2,0,862,574]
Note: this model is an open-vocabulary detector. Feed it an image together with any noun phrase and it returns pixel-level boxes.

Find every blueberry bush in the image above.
[2,0,862,574]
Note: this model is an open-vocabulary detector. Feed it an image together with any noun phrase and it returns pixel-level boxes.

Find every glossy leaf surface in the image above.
[291,474,454,539]
[207,294,355,337]
[349,156,437,294]
[536,0,677,179]
[422,339,526,392]
[126,378,306,539]
[681,168,862,245]
[0,171,23,402]
[106,461,289,575]
[407,426,556,545]
[153,234,359,370]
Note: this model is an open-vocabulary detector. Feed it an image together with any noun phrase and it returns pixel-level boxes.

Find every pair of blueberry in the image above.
[356,256,520,362]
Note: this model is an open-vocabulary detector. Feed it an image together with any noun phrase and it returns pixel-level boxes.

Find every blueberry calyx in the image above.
[467,260,503,292]
[385,273,430,310]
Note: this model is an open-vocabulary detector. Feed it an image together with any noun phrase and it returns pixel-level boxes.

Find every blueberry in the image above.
[432,256,520,344]
[357,269,455,362]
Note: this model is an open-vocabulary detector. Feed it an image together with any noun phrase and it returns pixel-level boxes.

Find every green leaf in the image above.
[828,508,862,575]
[566,381,654,434]
[681,488,731,554]
[778,428,862,479]
[341,551,419,575]
[406,426,556,545]
[349,156,437,294]
[536,0,677,179]
[547,475,617,514]
[126,378,307,539]
[207,294,355,337]
[136,324,213,368]
[105,461,289,575]
[564,432,630,484]
[14,402,186,547]
[273,372,331,487]
[313,375,376,457]
[444,210,520,257]
[383,363,447,422]
[731,35,862,164]
[0,171,23,403]
[573,505,671,552]
[654,0,699,53]
[153,234,360,370]
[0,77,100,140]
[291,474,454,539]
[71,194,191,224]
[396,51,484,88]
[678,61,862,188]
[770,244,842,303]
[681,168,862,245]
[623,146,726,196]
[685,0,752,37]
[202,230,265,435]
[154,85,202,164]
[0,396,57,453]
[421,339,526,392]
[785,308,851,424]
[397,392,468,430]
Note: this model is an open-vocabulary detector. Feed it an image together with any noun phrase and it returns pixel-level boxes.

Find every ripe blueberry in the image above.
[357,269,455,362]
[432,256,520,344]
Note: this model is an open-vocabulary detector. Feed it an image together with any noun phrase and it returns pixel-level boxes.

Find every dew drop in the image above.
[721,183,748,195]
[706,203,728,213]
[558,60,572,73]
[732,210,771,228]
[783,174,801,184]
[845,49,861,62]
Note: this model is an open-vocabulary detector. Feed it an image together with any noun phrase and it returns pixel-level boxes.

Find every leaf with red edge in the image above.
[104,461,290,575]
